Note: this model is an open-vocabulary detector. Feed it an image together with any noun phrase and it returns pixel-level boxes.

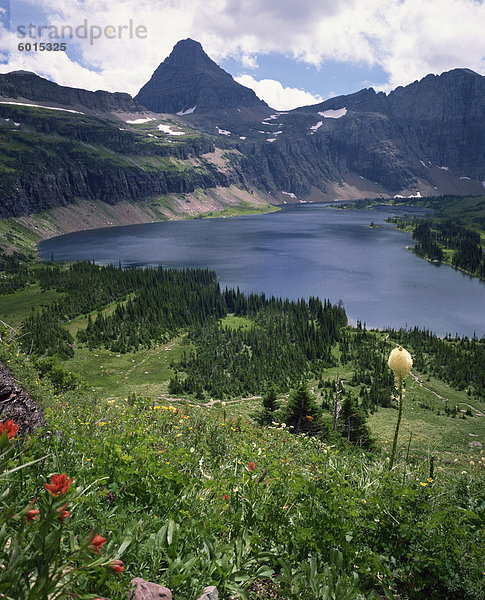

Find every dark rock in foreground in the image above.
[0,361,45,435]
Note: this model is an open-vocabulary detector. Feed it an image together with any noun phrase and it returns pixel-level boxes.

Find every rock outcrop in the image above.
[0,361,45,435]
[128,578,172,600]
[127,580,218,600]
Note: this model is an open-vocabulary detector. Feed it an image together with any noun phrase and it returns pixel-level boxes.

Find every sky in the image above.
[0,0,484,110]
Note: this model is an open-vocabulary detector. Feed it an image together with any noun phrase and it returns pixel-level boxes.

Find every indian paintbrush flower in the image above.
[0,419,19,440]
[57,503,70,523]
[45,473,73,497]
[88,534,107,554]
[247,461,256,472]
[25,508,40,522]
[108,559,124,574]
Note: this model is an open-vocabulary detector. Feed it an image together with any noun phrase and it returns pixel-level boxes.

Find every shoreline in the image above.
[0,186,280,259]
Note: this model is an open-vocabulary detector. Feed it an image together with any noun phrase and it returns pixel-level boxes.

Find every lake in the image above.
[38,203,485,338]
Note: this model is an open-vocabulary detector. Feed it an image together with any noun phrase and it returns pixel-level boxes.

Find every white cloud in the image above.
[235,74,322,110]
[0,0,484,100]
[240,54,258,69]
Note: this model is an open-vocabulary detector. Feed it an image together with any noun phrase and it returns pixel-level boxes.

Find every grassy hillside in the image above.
[0,256,484,599]
[1,339,484,600]
[0,262,483,463]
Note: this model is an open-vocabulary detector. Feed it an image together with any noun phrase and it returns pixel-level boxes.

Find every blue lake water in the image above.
[38,203,485,338]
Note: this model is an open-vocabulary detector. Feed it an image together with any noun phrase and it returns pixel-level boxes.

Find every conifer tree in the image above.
[339,393,373,448]
[286,382,320,434]
[258,384,279,425]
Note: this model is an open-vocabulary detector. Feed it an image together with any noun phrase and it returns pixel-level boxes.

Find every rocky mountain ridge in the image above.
[0,40,484,222]
[0,70,140,113]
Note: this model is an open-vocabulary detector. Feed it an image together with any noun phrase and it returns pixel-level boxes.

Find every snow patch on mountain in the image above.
[394,191,422,199]
[176,106,196,115]
[217,127,231,136]
[310,121,323,133]
[318,107,347,119]
[0,100,84,114]
[126,117,155,124]
[157,124,185,135]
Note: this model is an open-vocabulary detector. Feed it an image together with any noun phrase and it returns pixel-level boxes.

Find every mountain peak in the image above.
[135,39,268,114]
[165,38,211,67]
[9,70,38,77]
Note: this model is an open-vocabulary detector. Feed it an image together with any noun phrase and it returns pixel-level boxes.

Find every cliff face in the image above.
[0,71,140,113]
[387,69,485,176]
[232,109,418,196]
[0,160,230,218]
[0,102,231,219]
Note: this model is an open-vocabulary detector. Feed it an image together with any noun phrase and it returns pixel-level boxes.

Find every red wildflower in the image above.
[0,419,19,440]
[25,508,40,522]
[222,494,228,501]
[57,503,70,523]
[247,462,256,472]
[44,473,73,497]
[88,534,107,554]
[109,559,124,574]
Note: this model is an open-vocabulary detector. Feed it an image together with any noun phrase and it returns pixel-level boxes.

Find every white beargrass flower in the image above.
[388,346,413,379]
[387,345,413,470]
